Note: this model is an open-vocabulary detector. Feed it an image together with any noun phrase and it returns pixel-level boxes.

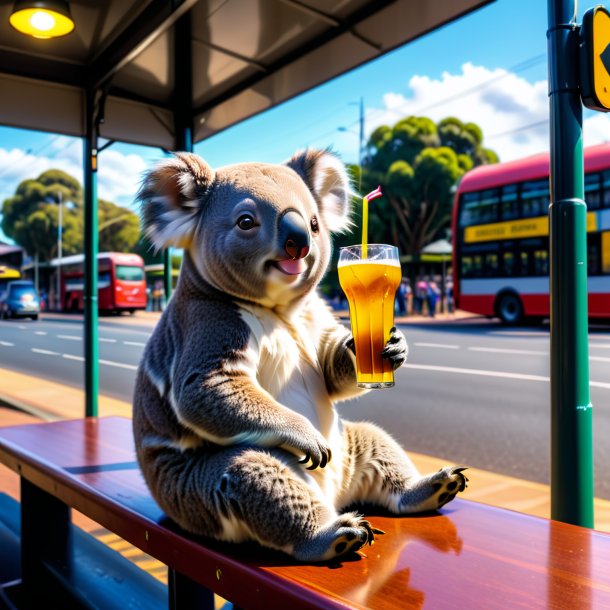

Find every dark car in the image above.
[0,280,41,320]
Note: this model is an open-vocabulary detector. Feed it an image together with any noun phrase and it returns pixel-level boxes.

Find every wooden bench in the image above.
[1,416,610,609]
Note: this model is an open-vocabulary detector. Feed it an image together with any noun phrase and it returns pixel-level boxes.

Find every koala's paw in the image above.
[381,326,408,370]
[430,466,469,509]
[281,418,332,470]
[294,512,385,562]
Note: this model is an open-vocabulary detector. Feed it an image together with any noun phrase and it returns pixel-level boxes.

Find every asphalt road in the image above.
[1,314,610,498]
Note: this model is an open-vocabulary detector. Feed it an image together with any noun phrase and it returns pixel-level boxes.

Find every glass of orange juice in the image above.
[338,244,401,389]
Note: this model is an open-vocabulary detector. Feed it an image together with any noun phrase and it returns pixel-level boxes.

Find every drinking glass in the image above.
[338,244,401,389]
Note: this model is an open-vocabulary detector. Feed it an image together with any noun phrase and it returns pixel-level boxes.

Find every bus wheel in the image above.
[496,292,524,325]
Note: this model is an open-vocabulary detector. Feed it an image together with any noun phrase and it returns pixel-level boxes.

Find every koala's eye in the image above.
[237,214,256,230]
[310,215,319,233]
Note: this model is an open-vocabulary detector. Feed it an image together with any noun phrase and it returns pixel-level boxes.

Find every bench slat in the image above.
[1,417,609,609]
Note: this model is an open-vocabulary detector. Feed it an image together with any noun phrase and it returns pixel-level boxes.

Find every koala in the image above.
[133,149,467,562]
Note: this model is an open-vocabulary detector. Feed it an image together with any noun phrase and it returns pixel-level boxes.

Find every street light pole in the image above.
[56,190,62,311]
[547,0,594,528]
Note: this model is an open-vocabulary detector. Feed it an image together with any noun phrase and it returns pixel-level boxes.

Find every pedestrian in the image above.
[415,277,428,315]
[427,279,439,318]
[446,279,454,313]
[396,278,407,315]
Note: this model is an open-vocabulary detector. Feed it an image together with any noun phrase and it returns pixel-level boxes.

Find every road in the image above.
[1,314,610,498]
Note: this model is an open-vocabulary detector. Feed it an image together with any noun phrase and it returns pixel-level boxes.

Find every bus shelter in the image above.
[0,0,492,416]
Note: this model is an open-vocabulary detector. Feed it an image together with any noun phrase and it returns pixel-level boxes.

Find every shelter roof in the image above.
[0,0,493,149]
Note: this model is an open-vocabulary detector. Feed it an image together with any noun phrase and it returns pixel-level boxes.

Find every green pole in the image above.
[84,88,99,417]
[163,247,172,304]
[547,0,593,527]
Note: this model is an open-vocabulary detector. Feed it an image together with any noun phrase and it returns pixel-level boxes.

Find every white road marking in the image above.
[0,341,14,347]
[590,356,610,362]
[62,354,84,362]
[17,325,27,330]
[403,363,610,390]
[489,331,547,337]
[468,347,547,356]
[34,331,47,336]
[99,359,138,371]
[414,342,460,349]
[31,348,59,356]
[99,338,117,343]
[57,334,82,341]
[123,341,146,347]
[590,344,610,349]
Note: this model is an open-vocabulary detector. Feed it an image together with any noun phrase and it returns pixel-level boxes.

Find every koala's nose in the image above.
[279,210,310,260]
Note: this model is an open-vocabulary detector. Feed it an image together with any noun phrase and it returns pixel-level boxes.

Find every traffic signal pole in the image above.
[547,0,594,527]
[84,87,99,418]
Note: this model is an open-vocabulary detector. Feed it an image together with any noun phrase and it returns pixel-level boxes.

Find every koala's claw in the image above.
[381,326,408,370]
[346,336,355,354]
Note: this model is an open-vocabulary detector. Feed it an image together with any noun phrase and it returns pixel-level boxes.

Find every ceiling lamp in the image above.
[9,0,75,39]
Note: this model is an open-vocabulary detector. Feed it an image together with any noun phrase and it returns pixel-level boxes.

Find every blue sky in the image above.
[1,0,608,244]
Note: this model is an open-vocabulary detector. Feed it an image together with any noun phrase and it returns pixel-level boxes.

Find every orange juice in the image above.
[338,259,401,387]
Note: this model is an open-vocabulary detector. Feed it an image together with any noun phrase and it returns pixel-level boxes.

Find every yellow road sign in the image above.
[581,6,610,112]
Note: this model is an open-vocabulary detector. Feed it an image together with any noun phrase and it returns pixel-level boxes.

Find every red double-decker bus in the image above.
[59,252,147,314]
[452,143,610,324]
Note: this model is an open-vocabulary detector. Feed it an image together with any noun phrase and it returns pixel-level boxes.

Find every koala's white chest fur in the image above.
[238,304,344,500]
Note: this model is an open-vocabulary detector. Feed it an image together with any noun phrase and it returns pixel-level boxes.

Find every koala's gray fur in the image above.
[133,149,467,562]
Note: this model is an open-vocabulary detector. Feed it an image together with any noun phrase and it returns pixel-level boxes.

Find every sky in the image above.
[1,0,609,244]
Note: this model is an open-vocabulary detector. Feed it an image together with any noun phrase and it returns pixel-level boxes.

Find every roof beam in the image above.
[0,49,85,87]
[192,0,396,117]
[88,0,199,89]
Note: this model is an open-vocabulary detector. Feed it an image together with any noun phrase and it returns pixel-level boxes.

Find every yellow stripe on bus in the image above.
[464,212,598,243]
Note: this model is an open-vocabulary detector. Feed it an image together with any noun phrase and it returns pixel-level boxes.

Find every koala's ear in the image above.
[138,153,215,250]
[285,149,353,233]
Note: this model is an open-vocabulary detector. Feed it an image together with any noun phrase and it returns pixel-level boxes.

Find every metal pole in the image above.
[547,0,593,527]
[358,96,364,193]
[57,191,62,311]
[84,88,99,417]
[167,11,194,304]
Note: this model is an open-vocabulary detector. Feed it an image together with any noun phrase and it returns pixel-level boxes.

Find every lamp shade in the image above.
[9,0,74,39]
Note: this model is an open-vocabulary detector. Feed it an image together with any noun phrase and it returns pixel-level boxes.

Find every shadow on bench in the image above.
[1,417,609,609]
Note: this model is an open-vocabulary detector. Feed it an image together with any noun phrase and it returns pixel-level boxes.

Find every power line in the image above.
[486,119,548,140]
[304,53,547,147]
[0,134,64,179]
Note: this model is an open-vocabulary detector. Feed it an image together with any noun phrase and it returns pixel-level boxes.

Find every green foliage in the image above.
[356,115,499,256]
[98,199,141,253]
[1,169,140,262]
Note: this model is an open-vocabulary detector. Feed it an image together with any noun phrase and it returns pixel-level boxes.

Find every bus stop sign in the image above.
[581,6,610,112]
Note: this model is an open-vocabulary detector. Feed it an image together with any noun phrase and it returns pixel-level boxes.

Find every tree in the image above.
[2,170,82,261]
[1,169,140,261]
[359,115,498,256]
[98,199,141,253]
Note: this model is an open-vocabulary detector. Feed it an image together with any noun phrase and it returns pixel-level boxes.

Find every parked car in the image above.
[0,280,41,320]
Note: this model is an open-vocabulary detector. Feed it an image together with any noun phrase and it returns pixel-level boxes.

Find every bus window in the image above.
[603,171,610,208]
[585,173,601,209]
[534,250,549,275]
[461,256,473,277]
[485,253,499,276]
[98,272,111,288]
[501,184,519,220]
[478,189,499,224]
[116,265,145,281]
[521,180,549,218]
[459,192,480,227]
[519,251,531,275]
[588,233,601,275]
[502,251,515,276]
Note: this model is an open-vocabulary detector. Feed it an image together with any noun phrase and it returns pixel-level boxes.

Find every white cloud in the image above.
[365,62,551,162]
[0,139,148,210]
[364,62,610,162]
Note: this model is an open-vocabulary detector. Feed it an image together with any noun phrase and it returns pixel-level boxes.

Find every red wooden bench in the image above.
[0,416,609,609]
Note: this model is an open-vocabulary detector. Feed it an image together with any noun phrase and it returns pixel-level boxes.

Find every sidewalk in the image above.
[1,366,609,533]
